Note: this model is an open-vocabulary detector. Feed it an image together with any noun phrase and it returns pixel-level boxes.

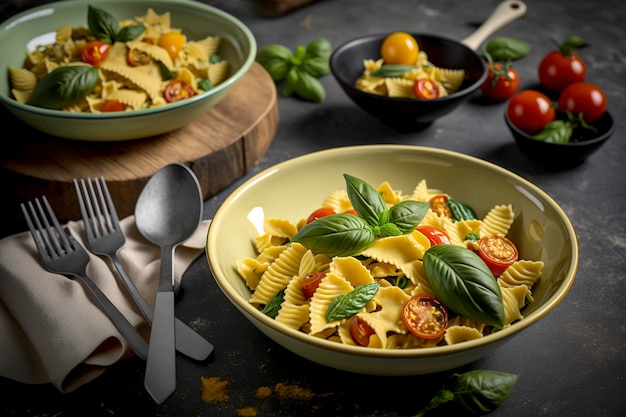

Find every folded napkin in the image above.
[0,216,210,393]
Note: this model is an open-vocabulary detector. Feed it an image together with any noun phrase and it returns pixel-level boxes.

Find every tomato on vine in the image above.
[506,90,556,134]
[538,36,588,92]
[558,81,607,123]
[481,61,520,102]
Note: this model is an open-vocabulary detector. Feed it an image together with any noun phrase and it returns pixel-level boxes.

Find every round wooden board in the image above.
[1,62,278,236]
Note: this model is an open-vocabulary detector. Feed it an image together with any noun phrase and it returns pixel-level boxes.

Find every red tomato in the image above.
[429,195,451,217]
[478,235,519,277]
[416,225,451,246]
[100,99,126,112]
[163,80,196,103]
[506,90,556,134]
[350,316,376,347]
[480,62,520,102]
[557,82,607,123]
[301,271,325,299]
[538,50,586,93]
[344,209,358,216]
[306,207,336,224]
[127,48,151,66]
[81,40,110,67]
[402,294,448,340]
[414,78,440,99]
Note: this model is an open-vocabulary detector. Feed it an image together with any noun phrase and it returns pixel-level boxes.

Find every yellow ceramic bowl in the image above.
[0,0,255,141]
[206,145,578,375]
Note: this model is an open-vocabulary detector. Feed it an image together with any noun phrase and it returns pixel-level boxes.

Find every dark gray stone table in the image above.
[1,0,624,416]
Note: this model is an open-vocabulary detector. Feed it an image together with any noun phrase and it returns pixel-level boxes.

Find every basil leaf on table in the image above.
[256,44,294,81]
[423,244,505,327]
[28,66,99,109]
[326,283,379,321]
[482,36,531,61]
[284,67,326,103]
[302,38,332,77]
[412,370,518,416]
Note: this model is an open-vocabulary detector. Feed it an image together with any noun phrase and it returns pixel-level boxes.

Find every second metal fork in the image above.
[21,197,148,360]
[74,177,214,362]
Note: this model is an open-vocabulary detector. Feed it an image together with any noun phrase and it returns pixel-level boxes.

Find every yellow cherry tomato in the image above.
[158,32,186,60]
[380,32,419,65]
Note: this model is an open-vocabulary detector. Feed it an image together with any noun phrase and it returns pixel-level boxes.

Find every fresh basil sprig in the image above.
[423,244,505,327]
[256,38,331,102]
[28,66,99,109]
[88,5,145,44]
[481,36,531,61]
[293,174,429,257]
[326,283,379,321]
[412,370,518,416]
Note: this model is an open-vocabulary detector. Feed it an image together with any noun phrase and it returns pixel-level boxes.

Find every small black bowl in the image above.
[329,33,488,132]
[505,111,614,169]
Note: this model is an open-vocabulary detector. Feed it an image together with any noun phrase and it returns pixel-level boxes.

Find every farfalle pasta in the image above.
[235,178,544,349]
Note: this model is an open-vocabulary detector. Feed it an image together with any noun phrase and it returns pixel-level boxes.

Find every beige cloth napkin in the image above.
[0,216,210,393]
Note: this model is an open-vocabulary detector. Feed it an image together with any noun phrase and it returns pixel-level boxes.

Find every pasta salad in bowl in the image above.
[206,145,578,376]
[0,0,256,141]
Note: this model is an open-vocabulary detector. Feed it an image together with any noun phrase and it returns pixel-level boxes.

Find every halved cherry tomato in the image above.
[127,48,151,66]
[301,271,325,299]
[480,62,520,102]
[557,81,607,123]
[478,235,519,277]
[414,78,440,99]
[100,99,126,112]
[416,225,451,246]
[429,195,451,217]
[344,209,358,216]
[380,32,419,65]
[163,80,196,103]
[402,294,448,340]
[350,316,376,347]
[81,40,110,67]
[158,32,185,60]
[306,207,336,224]
[506,90,556,134]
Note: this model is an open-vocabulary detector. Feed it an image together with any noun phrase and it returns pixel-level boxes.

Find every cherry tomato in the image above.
[158,32,186,60]
[402,294,448,340]
[306,207,336,224]
[538,50,586,93]
[163,80,196,103]
[81,40,110,67]
[506,90,556,134]
[127,48,151,66]
[414,78,440,99]
[478,235,519,277]
[344,209,358,216]
[557,81,607,123]
[380,32,419,65]
[350,316,376,347]
[429,195,451,217]
[100,99,126,112]
[301,271,325,299]
[416,225,451,246]
[480,62,520,102]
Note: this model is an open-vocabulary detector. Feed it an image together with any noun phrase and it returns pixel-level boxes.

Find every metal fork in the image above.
[74,177,214,362]
[21,197,148,360]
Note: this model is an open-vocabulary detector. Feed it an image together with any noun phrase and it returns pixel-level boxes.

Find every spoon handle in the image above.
[144,246,177,404]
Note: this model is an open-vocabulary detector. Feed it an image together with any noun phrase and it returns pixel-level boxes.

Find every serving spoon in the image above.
[135,163,203,404]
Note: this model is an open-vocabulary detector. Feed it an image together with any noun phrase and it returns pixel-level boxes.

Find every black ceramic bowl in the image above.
[329,33,488,132]
[505,111,614,169]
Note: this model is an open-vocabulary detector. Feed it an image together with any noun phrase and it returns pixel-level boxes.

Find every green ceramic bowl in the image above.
[0,0,256,141]
[206,145,578,375]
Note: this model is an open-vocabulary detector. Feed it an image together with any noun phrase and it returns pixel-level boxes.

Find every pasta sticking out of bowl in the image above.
[8,6,229,112]
[235,174,544,349]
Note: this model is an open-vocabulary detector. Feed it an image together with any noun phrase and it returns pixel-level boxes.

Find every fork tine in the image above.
[21,200,52,261]
[40,196,73,255]
[99,177,121,230]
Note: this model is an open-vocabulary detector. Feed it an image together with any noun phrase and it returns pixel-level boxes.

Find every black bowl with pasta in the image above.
[330,33,487,132]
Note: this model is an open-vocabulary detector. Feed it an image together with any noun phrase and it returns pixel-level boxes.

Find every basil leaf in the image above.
[344,174,388,227]
[532,120,573,144]
[482,36,531,61]
[292,213,375,257]
[446,198,477,221]
[379,222,401,237]
[28,66,98,109]
[88,5,119,44]
[449,370,518,414]
[388,200,429,233]
[326,283,379,321]
[209,54,223,64]
[291,68,326,102]
[423,245,505,327]
[283,66,298,97]
[369,64,416,78]
[198,78,214,91]
[256,44,293,81]
[464,232,480,242]
[302,38,331,77]
[115,23,145,42]
[262,289,285,319]
[557,35,588,56]
[157,61,174,81]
